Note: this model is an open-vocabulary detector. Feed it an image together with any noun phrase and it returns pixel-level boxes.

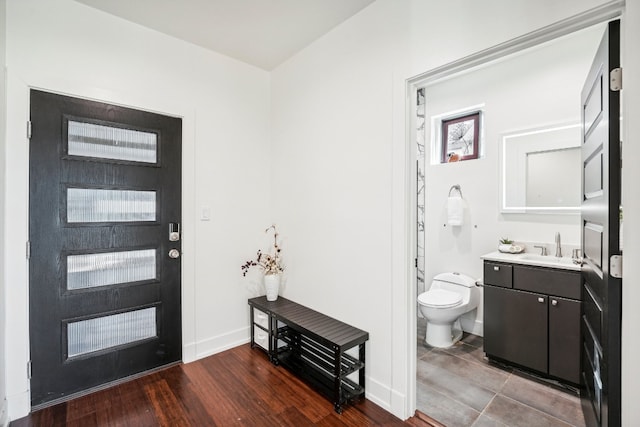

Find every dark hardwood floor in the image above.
[12,344,432,427]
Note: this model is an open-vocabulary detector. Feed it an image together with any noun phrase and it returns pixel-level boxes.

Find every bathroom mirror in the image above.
[501,123,581,214]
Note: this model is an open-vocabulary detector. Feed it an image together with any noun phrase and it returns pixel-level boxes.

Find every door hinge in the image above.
[610,255,622,278]
[27,360,32,379]
[415,258,418,268]
[26,241,31,260]
[610,68,622,91]
[27,120,32,139]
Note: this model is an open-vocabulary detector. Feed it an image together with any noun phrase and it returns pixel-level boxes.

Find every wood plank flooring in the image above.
[12,344,432,427]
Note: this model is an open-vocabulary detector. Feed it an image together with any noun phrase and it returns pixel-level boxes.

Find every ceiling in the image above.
[73,0,376,70]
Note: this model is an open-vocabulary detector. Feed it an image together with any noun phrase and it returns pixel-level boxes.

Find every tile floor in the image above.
[416,318,586,427]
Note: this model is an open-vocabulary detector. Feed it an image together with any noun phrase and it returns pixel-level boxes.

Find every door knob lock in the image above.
[168,249,180,259]
[169,223,180,241]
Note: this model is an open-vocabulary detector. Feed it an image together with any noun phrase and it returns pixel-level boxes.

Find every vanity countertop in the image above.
[481,251,581,271]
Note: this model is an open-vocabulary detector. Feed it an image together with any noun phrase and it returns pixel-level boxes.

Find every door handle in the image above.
[537,297,545,303]
[168,248,180,259]
[551,299,558,306]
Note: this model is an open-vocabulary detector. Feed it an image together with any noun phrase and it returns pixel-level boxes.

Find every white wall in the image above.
[0,0,7,424]
[271,0,411,409]
[421,26,603,334]
[271,0,634,420]
[408,0,616,74]
[4,0,271,419]
[5,0,638,424]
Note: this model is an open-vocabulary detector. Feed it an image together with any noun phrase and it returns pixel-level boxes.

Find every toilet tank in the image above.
[431,272,477,289]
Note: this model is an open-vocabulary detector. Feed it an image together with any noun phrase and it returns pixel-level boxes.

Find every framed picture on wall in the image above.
[441,112,480,163]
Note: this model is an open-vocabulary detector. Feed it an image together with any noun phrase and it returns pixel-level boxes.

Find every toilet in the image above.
[417,272,480,348]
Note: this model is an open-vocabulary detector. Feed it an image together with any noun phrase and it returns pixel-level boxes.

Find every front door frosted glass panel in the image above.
[67,307,157,358]
[67,249,157,290]
[67,188,156,223]
[68,120,158,163]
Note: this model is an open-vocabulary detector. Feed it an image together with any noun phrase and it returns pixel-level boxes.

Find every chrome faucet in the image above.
[534,245,547,256]
[555,232,562,258]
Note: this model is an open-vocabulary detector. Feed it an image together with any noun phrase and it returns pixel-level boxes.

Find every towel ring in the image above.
[448,184,463,198]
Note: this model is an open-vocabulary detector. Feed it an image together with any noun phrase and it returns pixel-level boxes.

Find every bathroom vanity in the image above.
[482,253,581,384]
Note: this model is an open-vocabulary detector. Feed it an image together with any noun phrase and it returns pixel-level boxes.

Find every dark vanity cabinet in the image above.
[483,261,581,384]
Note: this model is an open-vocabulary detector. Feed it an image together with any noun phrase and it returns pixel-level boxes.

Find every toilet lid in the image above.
[418,289,463,308]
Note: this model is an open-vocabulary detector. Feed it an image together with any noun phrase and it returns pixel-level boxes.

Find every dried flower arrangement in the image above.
[241,225,285,277]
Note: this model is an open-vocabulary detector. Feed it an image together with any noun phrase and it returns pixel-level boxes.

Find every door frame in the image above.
[401,2,624,418]
[5,81,197,416]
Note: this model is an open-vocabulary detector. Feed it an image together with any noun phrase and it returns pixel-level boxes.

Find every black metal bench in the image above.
[248,296,369,413]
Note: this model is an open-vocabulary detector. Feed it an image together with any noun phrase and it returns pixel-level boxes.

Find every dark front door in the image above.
[29,90,182,408]
[580,20,622,427]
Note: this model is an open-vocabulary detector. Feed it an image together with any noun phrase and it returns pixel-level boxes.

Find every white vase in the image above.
[264,274,281,301]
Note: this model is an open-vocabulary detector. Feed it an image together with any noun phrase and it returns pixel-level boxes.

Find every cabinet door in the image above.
[549,296,581,384]
[484,286,548,373]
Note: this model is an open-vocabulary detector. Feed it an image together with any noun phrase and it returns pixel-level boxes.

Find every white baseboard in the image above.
[461,316,483,337]
[390,388,408,420]
[365,376,393,411]
[468,319,483,337]
[191,326,251,361]
[365,377,408,419]
[7,391,30,424]
[0,399,8,427]
[182,341,198,363]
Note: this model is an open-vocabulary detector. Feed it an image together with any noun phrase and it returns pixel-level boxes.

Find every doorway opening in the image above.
[405,4,623,423]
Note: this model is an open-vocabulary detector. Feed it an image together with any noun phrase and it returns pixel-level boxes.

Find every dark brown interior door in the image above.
[29,90,182,408]
[580,20,621,427]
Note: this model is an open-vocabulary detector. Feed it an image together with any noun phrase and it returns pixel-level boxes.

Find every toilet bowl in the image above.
[417,272,480,348]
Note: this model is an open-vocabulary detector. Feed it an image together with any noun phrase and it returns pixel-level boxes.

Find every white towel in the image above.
[447,195,464,226]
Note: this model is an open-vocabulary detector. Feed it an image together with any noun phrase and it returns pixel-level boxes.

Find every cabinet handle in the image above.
[551,300,558,306]
[493,266,500,271]
[537,297,545,303]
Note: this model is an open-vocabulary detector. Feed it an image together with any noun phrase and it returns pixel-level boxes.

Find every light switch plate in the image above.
[201,207,211,221]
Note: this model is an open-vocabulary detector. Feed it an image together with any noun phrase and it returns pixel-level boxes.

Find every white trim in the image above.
[365,376,393,412]
[0,399,8,427]
[402,1,624,419]
[410,0,624,87]
[5,76,198,419]
[5,390,28,424]
[193,326,251,360]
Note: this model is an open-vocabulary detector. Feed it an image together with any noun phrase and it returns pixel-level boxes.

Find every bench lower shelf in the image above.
[277,349,365,413]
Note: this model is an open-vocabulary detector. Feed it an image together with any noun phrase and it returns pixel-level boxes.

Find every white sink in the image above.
[481,251,581,271]
[519,254,578,267]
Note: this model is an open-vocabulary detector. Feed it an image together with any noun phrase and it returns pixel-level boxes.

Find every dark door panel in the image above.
[580,20,621,427]
[29,90,182,407]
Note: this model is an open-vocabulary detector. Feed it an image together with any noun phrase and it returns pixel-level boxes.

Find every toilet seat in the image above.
[418,289,463,308]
